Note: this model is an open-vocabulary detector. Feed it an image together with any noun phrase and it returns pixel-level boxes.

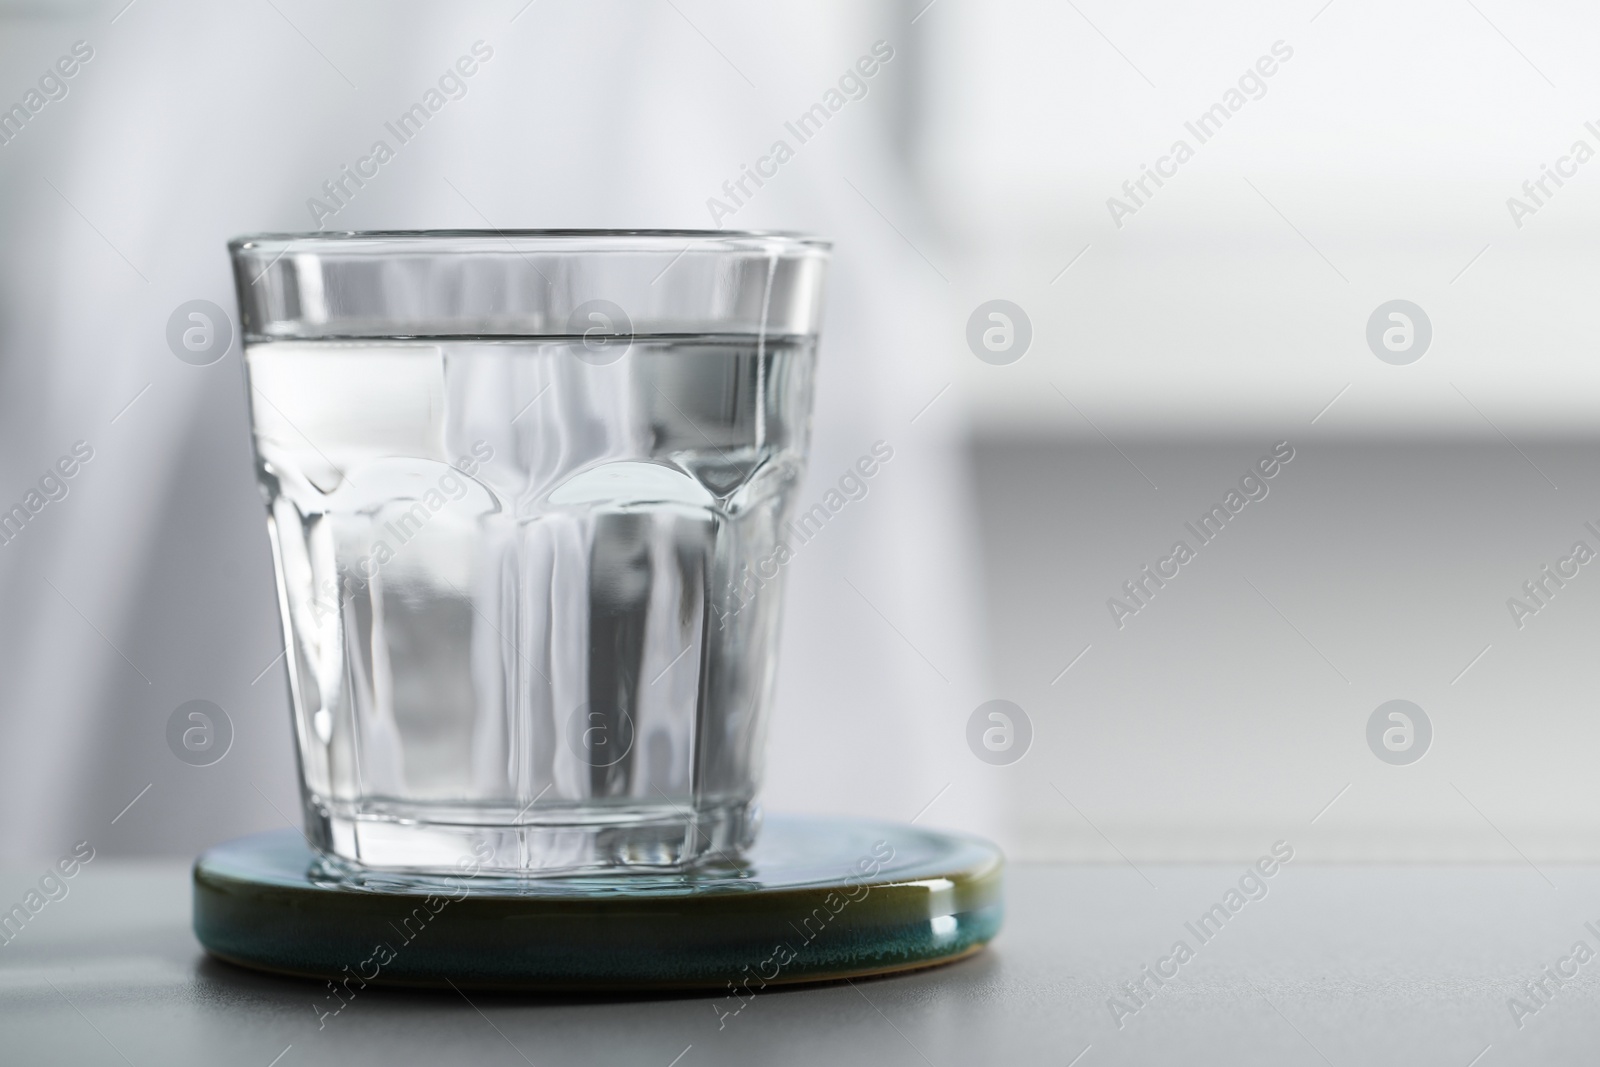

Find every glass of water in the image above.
[229,231,829,877]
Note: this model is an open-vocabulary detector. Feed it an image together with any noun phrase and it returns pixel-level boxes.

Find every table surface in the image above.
[1,858,1593,1065]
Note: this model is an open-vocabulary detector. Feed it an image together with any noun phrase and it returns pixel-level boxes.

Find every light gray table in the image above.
[0,859,1592,1065]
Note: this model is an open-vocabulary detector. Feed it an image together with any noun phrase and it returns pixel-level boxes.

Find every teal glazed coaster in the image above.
[193,815,1003,992]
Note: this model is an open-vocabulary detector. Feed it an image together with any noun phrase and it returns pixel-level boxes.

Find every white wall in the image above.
[913,0,1600,435]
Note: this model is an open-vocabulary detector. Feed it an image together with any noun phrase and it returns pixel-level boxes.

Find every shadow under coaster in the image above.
[192,815,1004,991]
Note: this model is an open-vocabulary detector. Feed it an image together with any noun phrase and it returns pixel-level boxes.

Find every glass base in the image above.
[304,797,759,879]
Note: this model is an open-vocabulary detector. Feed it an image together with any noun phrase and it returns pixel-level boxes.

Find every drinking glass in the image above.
[229,230,829,877]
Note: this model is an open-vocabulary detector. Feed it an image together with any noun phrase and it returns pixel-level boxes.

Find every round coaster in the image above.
[193,814,1003,991]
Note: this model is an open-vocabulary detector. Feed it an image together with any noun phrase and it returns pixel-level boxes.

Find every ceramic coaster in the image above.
[193,814,1003,991]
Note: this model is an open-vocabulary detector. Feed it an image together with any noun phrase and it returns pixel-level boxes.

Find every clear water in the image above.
[245,336,815,874]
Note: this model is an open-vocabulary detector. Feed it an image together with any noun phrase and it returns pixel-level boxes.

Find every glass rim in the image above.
[228,229,832,254]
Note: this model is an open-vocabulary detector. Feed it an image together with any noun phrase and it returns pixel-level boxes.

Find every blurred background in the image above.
[2,0,1599,866]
